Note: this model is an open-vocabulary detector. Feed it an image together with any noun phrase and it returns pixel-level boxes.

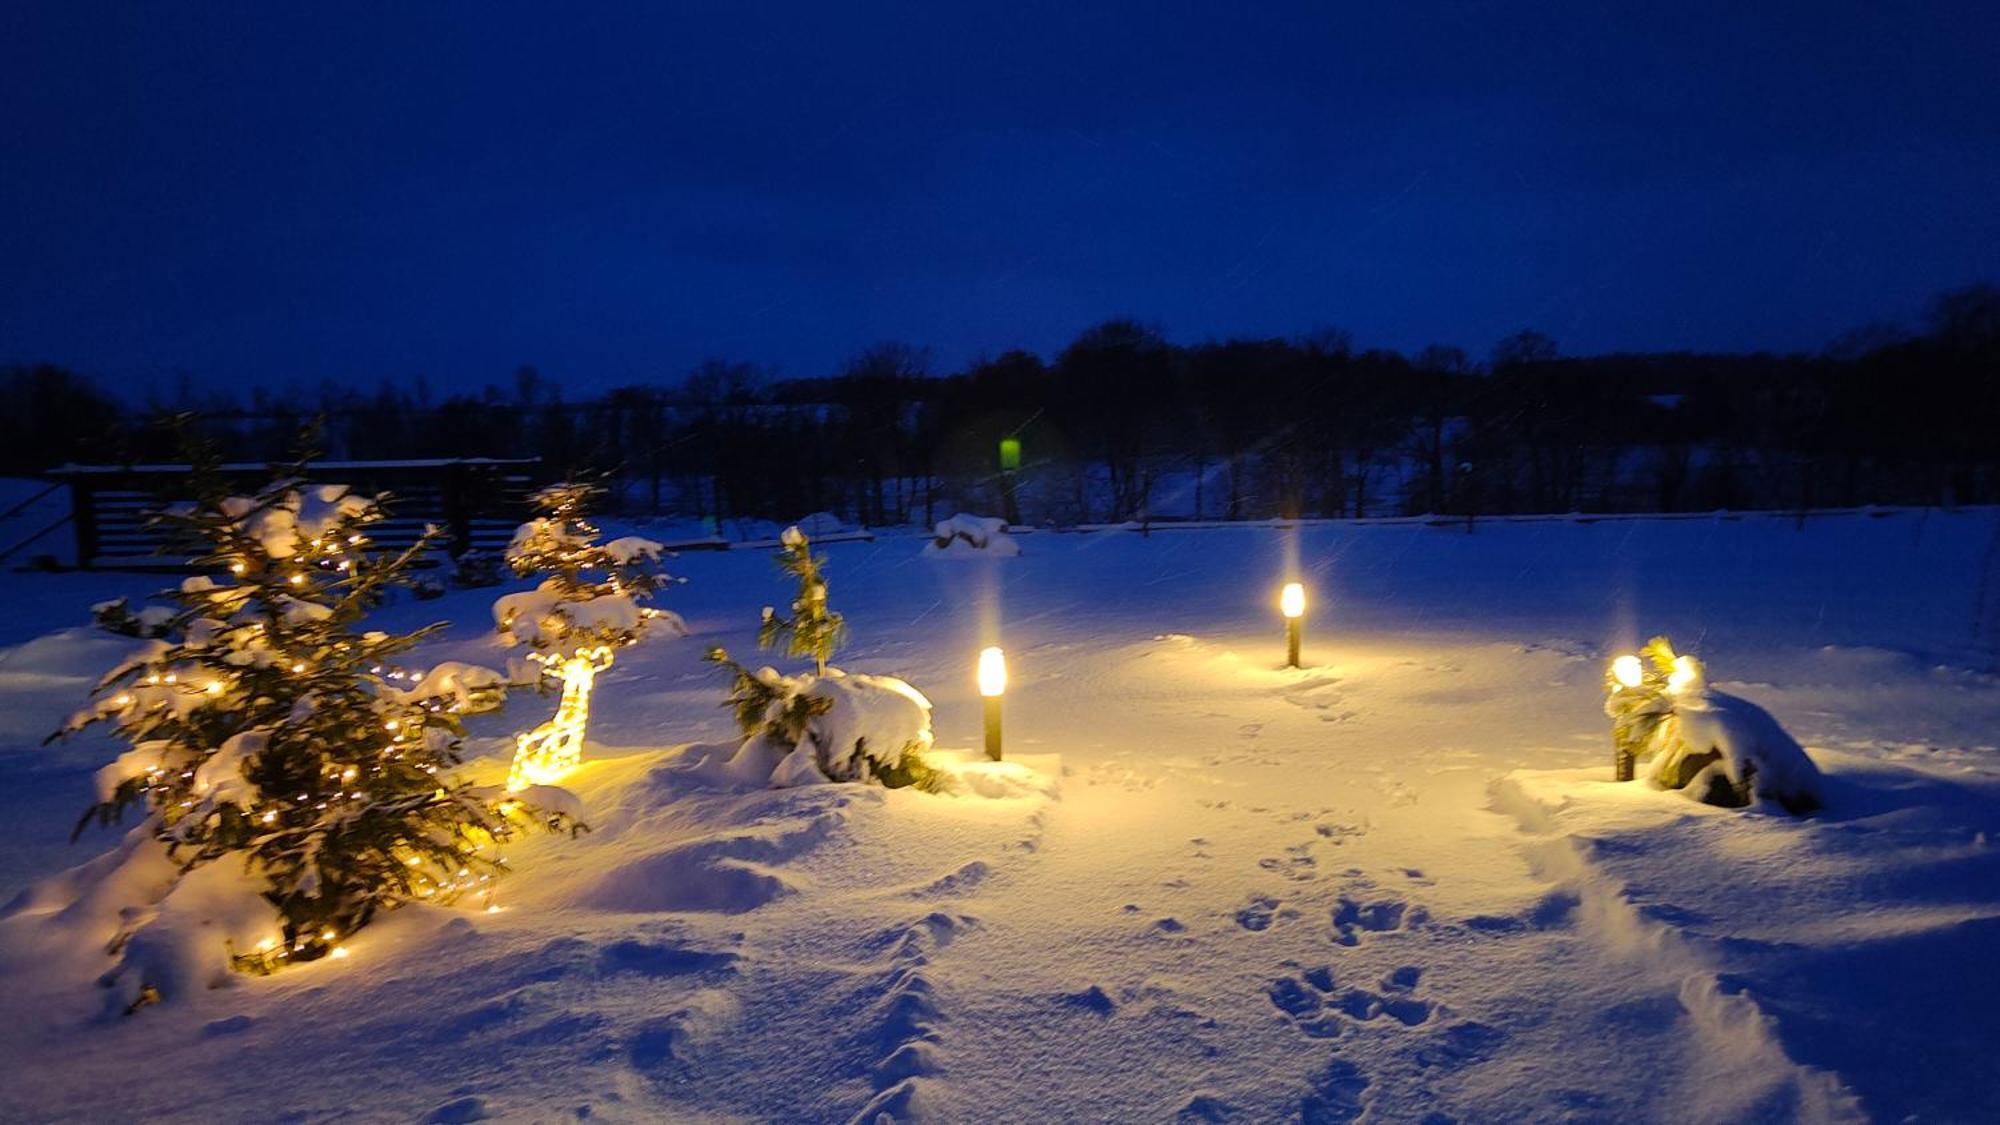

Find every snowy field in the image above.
[2,511,1998,1123]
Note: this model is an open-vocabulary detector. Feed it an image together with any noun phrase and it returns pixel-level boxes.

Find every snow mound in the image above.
[1665,689,1824,814]
[583,836,799,913]
[794,511,851,537]
[924,513,1019,558]
[0,824,272,1016]
[925,750,1062,800]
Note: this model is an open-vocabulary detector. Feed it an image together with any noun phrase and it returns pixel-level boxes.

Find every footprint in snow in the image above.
[597,939,738,978]
[1270,964,1435,1038]
[1332,988,1435,1027]
[1300,1058,1370,1123]
[1331,895,1427,945]
[1314,822,1362,842]
[1234,894,1283,931]
[1413,1020,1511,1070]
[1258,846,1317,883]
[1382,965,1423,992]
[1061,985,1117,1016]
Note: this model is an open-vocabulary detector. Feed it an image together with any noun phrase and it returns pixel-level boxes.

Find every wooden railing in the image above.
[53,459,544,570]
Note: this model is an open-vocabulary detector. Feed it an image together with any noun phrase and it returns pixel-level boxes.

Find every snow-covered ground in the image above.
[1,511,1997,1123]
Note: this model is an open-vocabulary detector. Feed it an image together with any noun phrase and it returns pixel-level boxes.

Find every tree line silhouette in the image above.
[4,283,1995,526]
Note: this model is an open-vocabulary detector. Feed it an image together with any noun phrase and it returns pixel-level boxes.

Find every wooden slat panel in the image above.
[58,459,545,571]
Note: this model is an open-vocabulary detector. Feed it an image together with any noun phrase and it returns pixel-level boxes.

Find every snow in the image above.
[226,484,375,559]
[189,731,263,810]
[393,661,507,711]
[0,510,1994,1121]
[602,535,665,565]
[0,822,273,1019]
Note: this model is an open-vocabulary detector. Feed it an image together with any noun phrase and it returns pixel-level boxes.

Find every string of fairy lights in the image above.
[68,486,557,974]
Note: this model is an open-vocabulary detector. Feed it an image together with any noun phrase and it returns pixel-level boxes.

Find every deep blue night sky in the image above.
[3,2,1996,395]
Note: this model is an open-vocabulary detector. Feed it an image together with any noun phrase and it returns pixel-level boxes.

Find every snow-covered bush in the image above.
[450,548,506,588]
[495,480,683,789]
[1604,638,1822,814]
[924,513,1019,557]
[708,526,938,790]
[49,469,581,1009]
[794,510,850,537]
[90,597,176,638]
[711,662,938,789]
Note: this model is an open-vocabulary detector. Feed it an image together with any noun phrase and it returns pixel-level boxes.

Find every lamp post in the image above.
[1280,582,1305,668]
[998,437,1023,527]
[978,646,1006,761]
[1609,654,1642,781]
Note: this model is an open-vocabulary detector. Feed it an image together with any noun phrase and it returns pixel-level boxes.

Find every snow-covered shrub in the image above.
[1604,638,1823,814]
[794,510,850,537]
[90,597,176,638]
[450,548,506,588]
[495,480,684,789]
[708,526,938,790]
[50,468,581,1007]
[709,660,938,789]
[924,513,1019,557]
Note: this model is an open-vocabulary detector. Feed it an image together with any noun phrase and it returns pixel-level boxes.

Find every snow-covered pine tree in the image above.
[57,468,578,994]
[495,480,681,789]
[708,526,938,789]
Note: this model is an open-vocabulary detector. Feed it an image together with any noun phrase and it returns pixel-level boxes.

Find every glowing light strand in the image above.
[506,646,614,789]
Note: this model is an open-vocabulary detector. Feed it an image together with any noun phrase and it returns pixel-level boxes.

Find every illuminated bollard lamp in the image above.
[1280,582,1306,668]
[978,646,1006,761]
[1603,642,1700,783]
[1606,654,1648,780]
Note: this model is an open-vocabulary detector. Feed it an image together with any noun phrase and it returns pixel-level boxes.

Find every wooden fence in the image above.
[54,459,543,569]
